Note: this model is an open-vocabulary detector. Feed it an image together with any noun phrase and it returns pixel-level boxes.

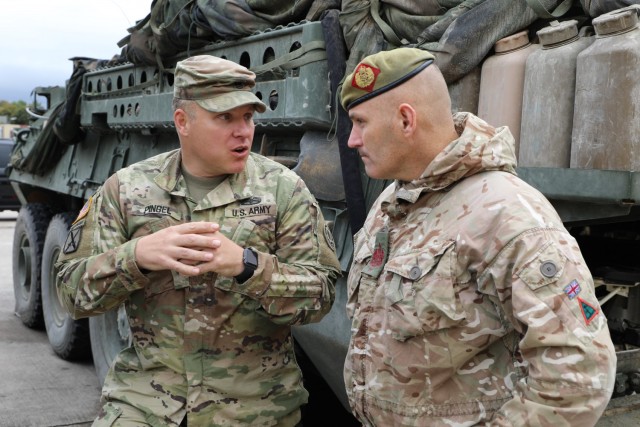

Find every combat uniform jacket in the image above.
[56,150,341,426]
[344,113,616,426]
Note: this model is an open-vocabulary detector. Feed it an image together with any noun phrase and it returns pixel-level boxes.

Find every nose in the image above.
[347,129,362,149]
[234,119,254,138]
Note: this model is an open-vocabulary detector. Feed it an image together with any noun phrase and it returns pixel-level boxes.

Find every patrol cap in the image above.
[341,48,435,111]
[174,55,267,113]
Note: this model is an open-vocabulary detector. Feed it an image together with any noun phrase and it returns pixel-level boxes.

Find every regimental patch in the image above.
[73,196,92,225]
[63,222,83,254]
[563,280,582,300]
[352,63,381,92]
[370,243,386,267]
[578,297,599,325]
[362,229,389,278]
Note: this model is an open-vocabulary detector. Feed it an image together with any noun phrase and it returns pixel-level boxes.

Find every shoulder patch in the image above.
[73,196,93,225]
[324,224,336,252]
[63,221,84,254]
[578,297,599,326]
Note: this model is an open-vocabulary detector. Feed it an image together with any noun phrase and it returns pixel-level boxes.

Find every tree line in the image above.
[0,100,30,125]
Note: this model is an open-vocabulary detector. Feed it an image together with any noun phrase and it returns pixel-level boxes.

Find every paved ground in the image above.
[0,210,102,427]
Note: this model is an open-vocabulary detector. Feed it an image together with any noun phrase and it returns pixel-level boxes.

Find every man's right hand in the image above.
[134,222,220,276]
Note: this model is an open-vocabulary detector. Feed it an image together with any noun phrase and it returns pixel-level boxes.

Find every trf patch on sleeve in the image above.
[578,297,599,326]
[563,280,582,300]
[63,222,83,254]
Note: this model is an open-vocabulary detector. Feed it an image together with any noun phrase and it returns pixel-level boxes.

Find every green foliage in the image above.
[0,100,30,125]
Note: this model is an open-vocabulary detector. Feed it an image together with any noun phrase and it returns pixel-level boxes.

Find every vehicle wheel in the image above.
[41,212,91,360]
[12,203,53,328]
[90,305,131,386]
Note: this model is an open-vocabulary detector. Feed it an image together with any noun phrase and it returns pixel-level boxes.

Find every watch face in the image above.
[244,248,258,269]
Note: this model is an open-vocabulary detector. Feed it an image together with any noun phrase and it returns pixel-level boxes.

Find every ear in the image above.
[174,108,189,136]
[398,103,417,136]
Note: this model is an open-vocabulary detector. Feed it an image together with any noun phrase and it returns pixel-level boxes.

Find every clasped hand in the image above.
[135,222,245,277]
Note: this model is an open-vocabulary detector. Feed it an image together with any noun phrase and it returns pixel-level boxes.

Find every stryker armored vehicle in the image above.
[9,1,640,423]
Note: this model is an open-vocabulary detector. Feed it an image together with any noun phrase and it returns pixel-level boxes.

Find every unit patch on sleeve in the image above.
[63,222,84,254]
[578,297,599,326]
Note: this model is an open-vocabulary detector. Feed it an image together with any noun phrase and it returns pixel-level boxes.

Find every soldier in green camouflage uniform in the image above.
[340,48,616,426]
[56,55,341,426]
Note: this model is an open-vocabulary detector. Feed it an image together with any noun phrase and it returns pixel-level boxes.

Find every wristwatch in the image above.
[235,247,258,284]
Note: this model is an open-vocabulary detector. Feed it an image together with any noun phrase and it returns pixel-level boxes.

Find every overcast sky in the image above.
[0,0,151,102]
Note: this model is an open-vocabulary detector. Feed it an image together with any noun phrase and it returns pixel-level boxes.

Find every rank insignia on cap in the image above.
[578,297,599,325]
[352,63,381,92]
[563,280,581,300]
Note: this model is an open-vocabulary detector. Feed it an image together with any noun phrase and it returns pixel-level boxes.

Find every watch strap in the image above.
[235,247,258,284]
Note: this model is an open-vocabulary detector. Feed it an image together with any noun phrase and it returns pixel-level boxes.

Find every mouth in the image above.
[232,146,250,155]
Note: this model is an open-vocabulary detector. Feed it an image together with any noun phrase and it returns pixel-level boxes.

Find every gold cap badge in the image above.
[352,63,380,92]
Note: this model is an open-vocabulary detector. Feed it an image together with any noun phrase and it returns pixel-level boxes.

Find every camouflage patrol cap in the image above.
[341,48,435,111]
[174,55,267,113]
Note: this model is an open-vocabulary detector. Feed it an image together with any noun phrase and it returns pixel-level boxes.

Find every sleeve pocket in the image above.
[516,241,567,291]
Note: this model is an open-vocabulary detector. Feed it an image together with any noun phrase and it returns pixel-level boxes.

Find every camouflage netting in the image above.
[340,0,586,83]
[119,0,321,66]
[117,0,639,82]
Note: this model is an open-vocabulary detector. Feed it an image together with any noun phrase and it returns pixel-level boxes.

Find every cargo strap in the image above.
[370,0,408,46]
[525,0,573,18]
[250,41,327,74]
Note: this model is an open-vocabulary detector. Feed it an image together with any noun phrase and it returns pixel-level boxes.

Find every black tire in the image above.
[12,203,53,328]
[90,307,131,386]
[42,212,91,360]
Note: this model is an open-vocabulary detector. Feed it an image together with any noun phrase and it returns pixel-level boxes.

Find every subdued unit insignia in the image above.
[63,223,83,254]
[73,196,92,225]
[352,63,380,92]
[370,243,386,267]
[363,229,389,278]
[324,224,336,252]
[578,297,599,325]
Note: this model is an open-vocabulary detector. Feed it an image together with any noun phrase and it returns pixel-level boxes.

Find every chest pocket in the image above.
[213,218,272,294]
[130,216,186,298]
[382,241,465,341]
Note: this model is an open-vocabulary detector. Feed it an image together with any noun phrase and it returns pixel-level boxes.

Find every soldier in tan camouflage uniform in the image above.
[339,48,617,426]
[56,55,341,426]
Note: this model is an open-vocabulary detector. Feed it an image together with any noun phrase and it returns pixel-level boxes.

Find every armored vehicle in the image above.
[9,1,640,423]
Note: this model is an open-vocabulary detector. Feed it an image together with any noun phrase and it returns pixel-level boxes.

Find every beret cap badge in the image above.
[341,48,436,111]
[352,63,380,92]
